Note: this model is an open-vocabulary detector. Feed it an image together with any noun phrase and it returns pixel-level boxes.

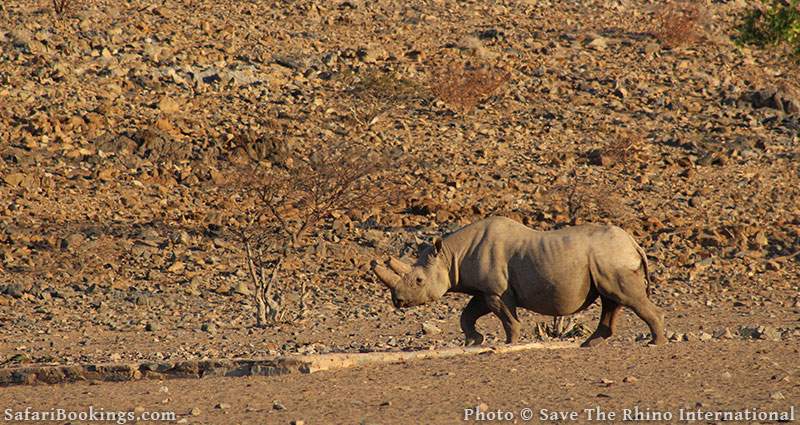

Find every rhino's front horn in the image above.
[388,256,412,275]
[375,265,400,289]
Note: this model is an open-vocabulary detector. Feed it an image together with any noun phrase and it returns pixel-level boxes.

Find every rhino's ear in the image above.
[432,238,444,256]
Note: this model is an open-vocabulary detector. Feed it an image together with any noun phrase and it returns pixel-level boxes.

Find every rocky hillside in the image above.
[0,0,798,365]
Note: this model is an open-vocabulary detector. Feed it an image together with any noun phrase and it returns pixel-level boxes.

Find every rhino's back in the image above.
[454,218,642,315]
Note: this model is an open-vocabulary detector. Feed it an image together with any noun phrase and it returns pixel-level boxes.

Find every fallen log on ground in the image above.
[0,341,577,386]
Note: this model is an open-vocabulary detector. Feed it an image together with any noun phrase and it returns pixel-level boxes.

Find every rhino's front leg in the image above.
[486,294,521,344]
[461,296,490,346]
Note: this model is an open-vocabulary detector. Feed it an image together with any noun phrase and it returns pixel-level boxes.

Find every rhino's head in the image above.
[374,240,450,308]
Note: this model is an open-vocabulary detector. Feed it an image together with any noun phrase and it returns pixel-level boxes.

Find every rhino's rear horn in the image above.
[374,265,400,289]
[388,256,412,275]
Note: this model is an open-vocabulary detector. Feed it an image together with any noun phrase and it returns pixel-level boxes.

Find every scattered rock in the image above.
[422,322,441,335]
[770,391,786,400]
[586,36,608,51]
[738,325,781,341]
[167,261,185,274]
[233,281,251,296]
[713,328,735,339]
[3,172,26,187]
[158,96,181,114]
[742,88,799,115]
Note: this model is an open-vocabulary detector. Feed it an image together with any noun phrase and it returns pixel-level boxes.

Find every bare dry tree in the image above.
[229,140,402,327]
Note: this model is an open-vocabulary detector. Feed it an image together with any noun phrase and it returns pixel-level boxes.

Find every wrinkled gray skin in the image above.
[374,216,667,347]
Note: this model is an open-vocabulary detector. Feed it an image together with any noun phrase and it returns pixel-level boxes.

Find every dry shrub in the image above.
[650,1,708,48]
[544,171,637,227]
[588,129,645,168]
[533,316,591,340]
[428,60,510,115]
[227,140,404,326]
[342,68,428,126]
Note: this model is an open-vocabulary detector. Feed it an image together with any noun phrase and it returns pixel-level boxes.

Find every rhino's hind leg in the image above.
[581,297,621,348]
[461,296,490,346]
[485,294,521,344]
[599,269,667,346]
[629,298,667,346]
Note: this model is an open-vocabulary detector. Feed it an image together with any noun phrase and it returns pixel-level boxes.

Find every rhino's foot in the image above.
[648,336,667,346]
[464,333,485,347]
[580,335,608,348]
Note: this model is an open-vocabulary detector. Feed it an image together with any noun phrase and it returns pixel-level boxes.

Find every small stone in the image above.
[623,376,638,384]
[683,332,698,342]
[145,322,160,332]
[167,261,185,274]
[422,322,441,335]
[189,407,201,416]
[738,325,760,339]
[233,281,251,296]
[158,96,181,114]
[713,327,734,339]
[766,260,781,271]
[273,401,286,411]
[758,326,781,341]
[214,403,231,410]
[176,231,191,245]
[3,172,22,187]
[97,167,115,181]
[109,353,122,362]
[291,421,305,425]
[644,42,661,55]
[587,37,607,51]
[770,391,785,400]
[753,231,769,247]
[698,331,713,341]
[60,233,85,250]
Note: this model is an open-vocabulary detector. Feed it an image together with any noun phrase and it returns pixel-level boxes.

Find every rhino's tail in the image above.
[631,237,652,297]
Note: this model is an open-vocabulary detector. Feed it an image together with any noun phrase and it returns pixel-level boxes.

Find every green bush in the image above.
[738,0,800,55]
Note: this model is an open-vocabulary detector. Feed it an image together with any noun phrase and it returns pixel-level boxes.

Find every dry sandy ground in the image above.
[1,0,800,423]
[1,340,798,425]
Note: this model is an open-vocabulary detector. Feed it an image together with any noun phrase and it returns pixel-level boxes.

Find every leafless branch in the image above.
[225,139,406,326]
